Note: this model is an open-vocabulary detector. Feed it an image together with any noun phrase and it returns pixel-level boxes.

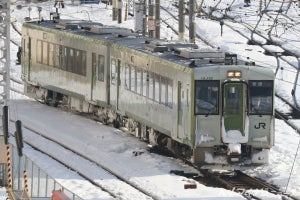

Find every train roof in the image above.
[23,19,266,70]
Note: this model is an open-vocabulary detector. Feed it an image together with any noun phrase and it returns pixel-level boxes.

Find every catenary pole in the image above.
[189,0,195,43]
[0,0,11,107]
[179,0,185,41]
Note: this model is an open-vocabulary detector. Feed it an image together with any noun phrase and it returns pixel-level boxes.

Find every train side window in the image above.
[142,70,148,97]
[125,64,130,89]
[98,55,105,81]
[61,47,67,71]
[42,41,48,65]
[130,66,136,92]
[67,48,74,72]
[249,80,273,115]
[53,44,60,68]
[149,72,154,100]
[194,80,219,115]
[154,74,160,102]
[167,78,173,108]
[137,68,142,95]
[81,51,87,76]
[161,77,167,105]
[75,50,81,75]
[111,59,116,85]
[48,43,54,67]
[36,40,42,63]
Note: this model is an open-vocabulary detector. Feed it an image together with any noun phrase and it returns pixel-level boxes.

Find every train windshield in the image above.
[195,80,219,115]
[249,80,273,115]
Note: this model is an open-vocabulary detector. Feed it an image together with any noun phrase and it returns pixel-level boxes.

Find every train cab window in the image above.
[195,80,219,115]
[98,55,105,81]
[249,80,273,115]
[111,59,116,85]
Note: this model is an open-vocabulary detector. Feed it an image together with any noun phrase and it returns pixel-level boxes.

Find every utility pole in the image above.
[155,0,160,39]
[178,0,185,41]
[117,0,122,24]
[189,0,196,43]
[0,0,11,107]
[148,0,155,37]
[112,0,117,21]
[143,0,147,36]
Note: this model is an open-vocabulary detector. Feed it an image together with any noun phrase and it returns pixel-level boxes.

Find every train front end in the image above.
[193,65,275,167]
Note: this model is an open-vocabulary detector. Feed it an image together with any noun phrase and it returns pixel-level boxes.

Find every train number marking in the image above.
[200,77,213,80]
[254,122,266,129]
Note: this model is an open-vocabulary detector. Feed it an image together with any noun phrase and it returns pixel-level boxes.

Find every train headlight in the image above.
[227,71,242,79]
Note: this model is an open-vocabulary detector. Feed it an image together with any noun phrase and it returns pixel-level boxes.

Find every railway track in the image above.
[198,169,299,200]
[8,120,155,200]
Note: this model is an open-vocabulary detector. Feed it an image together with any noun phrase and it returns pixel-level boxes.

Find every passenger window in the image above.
[154,74,160,102]
[125,64,130,89]
[142,70,148,97]
[42,41,48,65]
[98,55,105,81]
[75,50,81,74]
[111,59,116,85]
[137,68,142,94]
[149,72,154,100]
[81,51,87,76]
[161,77,167,105]
[130,66,136,92]
[48,43,54,66]
[36,40,42,63]
[167,78,173,108]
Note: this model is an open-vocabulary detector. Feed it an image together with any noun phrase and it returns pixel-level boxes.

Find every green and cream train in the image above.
[21,19,275,168]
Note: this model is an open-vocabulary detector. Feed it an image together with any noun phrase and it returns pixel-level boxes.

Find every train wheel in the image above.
[113,115,121,128]
[45,91,59,107]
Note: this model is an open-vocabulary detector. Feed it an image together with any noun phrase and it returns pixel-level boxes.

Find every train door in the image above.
[21,37,31,81]
[116,59,121,110]
[222,82,248,143]
[91,53,106,103]
[110,59,121,110]
[177,81,184,139]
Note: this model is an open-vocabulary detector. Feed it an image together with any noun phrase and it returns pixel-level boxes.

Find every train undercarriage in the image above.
[25,84,193,161]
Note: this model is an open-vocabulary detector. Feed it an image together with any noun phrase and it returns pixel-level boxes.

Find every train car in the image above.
[21,19,275,168]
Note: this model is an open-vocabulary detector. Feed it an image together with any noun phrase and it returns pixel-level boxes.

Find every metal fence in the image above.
[8,144,83,200]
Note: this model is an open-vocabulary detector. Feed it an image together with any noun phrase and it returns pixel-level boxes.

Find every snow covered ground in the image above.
[1,0,299,199]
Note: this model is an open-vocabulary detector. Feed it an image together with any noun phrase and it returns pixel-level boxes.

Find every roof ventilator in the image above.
[86,25,133,36]
[144,41,168,53]
[174,47,225,60]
